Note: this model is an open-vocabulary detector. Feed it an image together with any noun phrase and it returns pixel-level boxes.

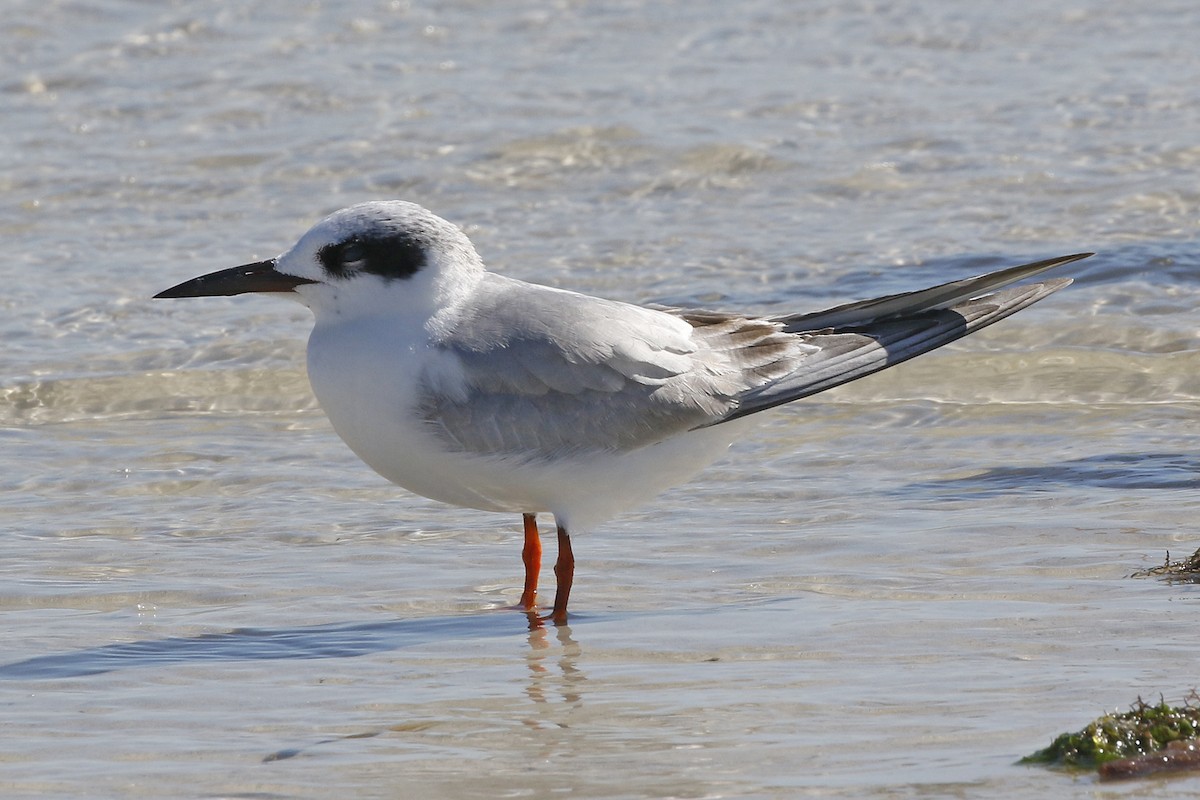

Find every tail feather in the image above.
[775,252,1090,331]
[705,254,1087,427]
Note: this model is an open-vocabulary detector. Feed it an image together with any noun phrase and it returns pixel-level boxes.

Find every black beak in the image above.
[154,259,319,299]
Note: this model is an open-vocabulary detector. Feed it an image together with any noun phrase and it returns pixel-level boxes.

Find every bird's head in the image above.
[155,201,486,323]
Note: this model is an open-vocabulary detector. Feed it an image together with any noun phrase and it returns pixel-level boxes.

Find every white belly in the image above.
[305,317,745,531]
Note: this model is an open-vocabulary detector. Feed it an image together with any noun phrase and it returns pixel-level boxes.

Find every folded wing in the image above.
[421,255,1087,456]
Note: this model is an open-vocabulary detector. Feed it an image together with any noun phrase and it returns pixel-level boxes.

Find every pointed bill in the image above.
[154,259,318,298]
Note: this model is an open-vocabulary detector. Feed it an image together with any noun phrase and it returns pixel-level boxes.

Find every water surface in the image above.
[4,1,1200,797]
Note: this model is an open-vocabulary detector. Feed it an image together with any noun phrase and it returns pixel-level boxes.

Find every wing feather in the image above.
[418,275,800,457]
[416,256,1085,456]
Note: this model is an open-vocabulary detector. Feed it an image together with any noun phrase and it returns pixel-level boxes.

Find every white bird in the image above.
[156,201,1088,623]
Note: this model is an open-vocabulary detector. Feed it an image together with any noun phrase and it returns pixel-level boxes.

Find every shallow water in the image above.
[5,1,1200,797]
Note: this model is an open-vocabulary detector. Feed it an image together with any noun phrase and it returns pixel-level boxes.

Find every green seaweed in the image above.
[1022,694,1200,769]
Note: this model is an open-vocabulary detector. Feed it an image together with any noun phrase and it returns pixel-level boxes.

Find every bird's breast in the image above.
[304,319,486,504]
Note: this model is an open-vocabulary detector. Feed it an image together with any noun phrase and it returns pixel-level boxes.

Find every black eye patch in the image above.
[317,232,427,281]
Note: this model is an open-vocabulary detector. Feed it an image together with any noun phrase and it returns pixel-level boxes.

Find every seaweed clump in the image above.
[1022,694,1200,779]
[1132,547,1200,583]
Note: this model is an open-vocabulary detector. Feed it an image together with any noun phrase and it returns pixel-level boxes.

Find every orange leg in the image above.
[548,524,574,625]
[519,513,542,611]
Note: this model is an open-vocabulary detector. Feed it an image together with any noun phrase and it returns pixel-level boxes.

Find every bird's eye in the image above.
[340,242,367,266]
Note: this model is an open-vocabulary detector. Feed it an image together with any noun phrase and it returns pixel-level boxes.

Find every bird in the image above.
[155,200,1088,624]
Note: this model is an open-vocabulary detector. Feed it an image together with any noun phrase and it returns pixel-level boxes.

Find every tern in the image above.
[156,201,1087,623]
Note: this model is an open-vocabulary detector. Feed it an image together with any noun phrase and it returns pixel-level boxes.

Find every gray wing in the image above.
[418,275,815,457]
[419,254,1087,457]
[700,252,1089,425]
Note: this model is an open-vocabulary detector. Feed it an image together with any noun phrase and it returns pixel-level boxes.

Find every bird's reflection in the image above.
[523,616,585,709]
[261,612,588,762]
